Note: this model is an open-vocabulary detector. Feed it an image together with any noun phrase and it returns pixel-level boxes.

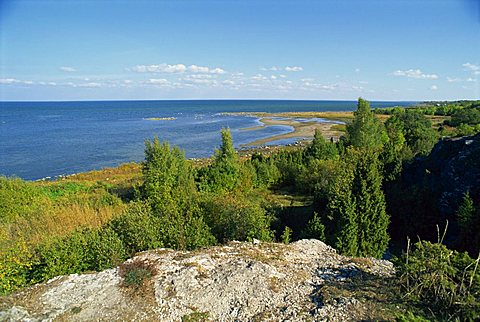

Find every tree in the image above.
[142,137,196,213]
[304,129,338,161]
[382,114,407,181]
[197,128,243,192]
[141,137,214,250]
[386,110,438,157]
[456,192,479,255]
[345,98,388,149]
[327,148,390,258]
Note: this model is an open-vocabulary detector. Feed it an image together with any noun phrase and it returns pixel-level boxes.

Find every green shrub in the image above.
[39,182,89,200]
[0,241,34,295]
[109,202,164,255]
[395,311,430,322]
[119,259,158,288]
[0,177,50,223]
[249,153,281,189]
[301,212,326,241]
[281,226,292,244]
[30,227,126,284]
[200,193,273,243]
[397,240,480,320]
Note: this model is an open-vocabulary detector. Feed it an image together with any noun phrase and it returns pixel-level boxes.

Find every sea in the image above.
[0,100,415,180]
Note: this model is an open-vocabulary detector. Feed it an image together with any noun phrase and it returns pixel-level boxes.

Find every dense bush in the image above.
[108,202,164,255]
[0,241,34,295]
[446,108,480,127]
[29,227,126,284]
[200,193,273,242]
[141,137,215,250]
[397,240,480,320]
[0,177,50,224]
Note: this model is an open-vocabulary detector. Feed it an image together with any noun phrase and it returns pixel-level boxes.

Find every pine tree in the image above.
[327,148,390,258]
[456,192,478,254]
[304,129,338,161]
[346,98,388,149]
[351,149,390,257]
[327,158,358,255]
[198,128,242,192]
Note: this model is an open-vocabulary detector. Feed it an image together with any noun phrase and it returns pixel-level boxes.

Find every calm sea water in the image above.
[0,100,414,180]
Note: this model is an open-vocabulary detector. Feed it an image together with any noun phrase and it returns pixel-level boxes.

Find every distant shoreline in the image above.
[232,111,351,146]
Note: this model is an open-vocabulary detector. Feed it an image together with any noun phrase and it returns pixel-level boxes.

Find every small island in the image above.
[145,117,177,121]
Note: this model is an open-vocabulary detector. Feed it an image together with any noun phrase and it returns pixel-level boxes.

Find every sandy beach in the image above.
[237,111,351,146]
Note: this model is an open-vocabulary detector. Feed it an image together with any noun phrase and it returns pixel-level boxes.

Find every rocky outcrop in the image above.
[0,240,395,321]
[403,133,480,217]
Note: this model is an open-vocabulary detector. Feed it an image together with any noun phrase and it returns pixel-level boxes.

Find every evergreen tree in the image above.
[304,129,338,161]
[197,128,242,192]
[326,158,358,255]
[456,192,479,255]
[327,148,390,258]
[351,149,390,257]
[345,98,388,149]
[381,116,406,181]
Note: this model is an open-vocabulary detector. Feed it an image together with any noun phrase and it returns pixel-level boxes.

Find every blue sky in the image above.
[0,0,479,101]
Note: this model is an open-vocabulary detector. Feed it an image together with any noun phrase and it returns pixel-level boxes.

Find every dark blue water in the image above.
[0,100,414,180]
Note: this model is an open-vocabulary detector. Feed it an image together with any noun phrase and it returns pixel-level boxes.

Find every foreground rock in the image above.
[0,240,396,321]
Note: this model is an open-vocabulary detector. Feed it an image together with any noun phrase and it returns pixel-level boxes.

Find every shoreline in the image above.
[32,111,354,182]
[234,111,350,146]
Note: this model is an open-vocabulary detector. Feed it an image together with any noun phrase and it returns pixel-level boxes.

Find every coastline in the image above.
[32,111,353,182]
[235,111,350,146]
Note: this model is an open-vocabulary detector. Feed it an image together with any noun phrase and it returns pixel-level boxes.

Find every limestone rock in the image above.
[0,240,394,321]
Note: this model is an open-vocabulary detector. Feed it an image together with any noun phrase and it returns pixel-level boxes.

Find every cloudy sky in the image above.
[0,0,479,101]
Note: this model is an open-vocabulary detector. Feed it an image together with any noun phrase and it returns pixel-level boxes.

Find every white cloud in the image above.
[260,66,280,71]
[463,63,480,75]
[463,62,480,71]
[392,69,438,79]
[132,64,187,73]
[0,78,35,85]
[209,67,226,74]
[147,78,169,85]
[271,75,277,80]
[184,74,213,80]
[131,63,225,74]
[251,74,268,81]
[430,85,438,90]
[78,82,102,88]
[466,78,478,82]
[355,68,360,73]
[0,78,21,84]
[188,65,209,73]
[279,74,286,78]
[447,77,462,83]
[285,66,303,72]
[260,66,303,72]
[60,66,76,72]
